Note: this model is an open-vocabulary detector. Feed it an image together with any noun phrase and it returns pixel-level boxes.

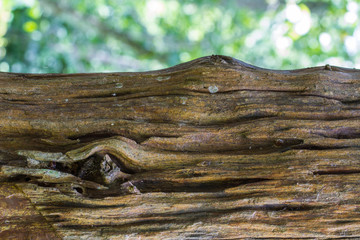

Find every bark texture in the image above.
[1,55,360,239]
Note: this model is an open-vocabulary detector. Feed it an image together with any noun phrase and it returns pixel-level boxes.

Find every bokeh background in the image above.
[0,0,359,73]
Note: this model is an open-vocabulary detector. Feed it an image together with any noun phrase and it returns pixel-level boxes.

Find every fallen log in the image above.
[1,55,359,239]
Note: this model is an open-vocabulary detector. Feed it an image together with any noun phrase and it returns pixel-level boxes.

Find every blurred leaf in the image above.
[23,21,38,32]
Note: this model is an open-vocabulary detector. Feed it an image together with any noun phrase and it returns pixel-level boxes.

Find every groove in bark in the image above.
[1,55,360,239]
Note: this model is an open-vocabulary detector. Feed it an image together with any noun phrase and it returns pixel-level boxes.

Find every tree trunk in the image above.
[1,55,359,239]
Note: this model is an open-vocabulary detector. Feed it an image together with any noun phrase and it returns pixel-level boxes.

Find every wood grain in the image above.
[0,55,359,239]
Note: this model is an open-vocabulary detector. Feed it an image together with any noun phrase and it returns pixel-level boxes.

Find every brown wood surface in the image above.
[1,55,360,239]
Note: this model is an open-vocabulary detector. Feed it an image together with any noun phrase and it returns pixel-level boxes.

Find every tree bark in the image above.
[1,55,360,239]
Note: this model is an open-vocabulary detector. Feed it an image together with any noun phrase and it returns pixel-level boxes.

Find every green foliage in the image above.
[0,0,360,73]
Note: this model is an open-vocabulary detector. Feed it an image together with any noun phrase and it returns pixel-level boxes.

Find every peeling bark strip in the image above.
[0,55,360,239]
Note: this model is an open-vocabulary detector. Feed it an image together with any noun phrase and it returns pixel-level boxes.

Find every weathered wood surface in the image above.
[1,55,360,239]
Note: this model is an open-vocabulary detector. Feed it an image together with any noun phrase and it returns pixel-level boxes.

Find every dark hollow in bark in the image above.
[1,55,360,239]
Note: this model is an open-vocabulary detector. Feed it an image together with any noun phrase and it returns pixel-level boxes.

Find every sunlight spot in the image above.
[344,12,357,24]
[285,3,311,35]
[347,1,359,12]
[345,36,358,56]
[188,29,203,42]
[294,14,311,35]
[285,4,302,23]
[146,0,165,15]
[98,5,111,18]
[319,33,332,52]
[0,62,9,72]
[276,36,292,51]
